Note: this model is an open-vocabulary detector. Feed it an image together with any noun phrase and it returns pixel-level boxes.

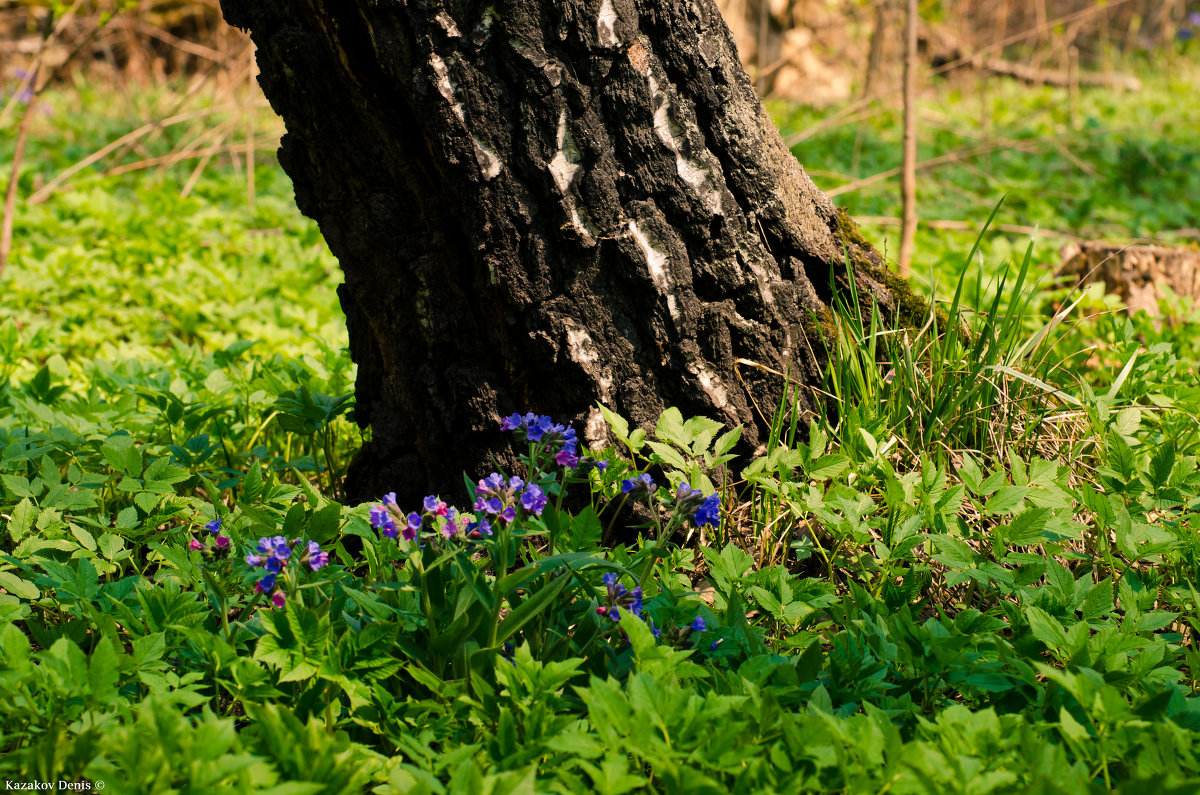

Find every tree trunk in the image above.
[219,0,917,504]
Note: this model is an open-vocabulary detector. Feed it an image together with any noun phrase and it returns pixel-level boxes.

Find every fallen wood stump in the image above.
[1057,241,1200,316]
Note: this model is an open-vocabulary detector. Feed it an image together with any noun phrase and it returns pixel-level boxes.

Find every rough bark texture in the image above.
[219,0,912,503]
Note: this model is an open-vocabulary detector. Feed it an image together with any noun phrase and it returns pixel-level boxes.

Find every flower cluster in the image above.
[620,473,656,497]
[595,572,644,623]
[370,493,467,541]
[501,412,580,468]
[674,483,721,528]
[244,536,330,609]
[474,473,547,527]
[188,517,231,554]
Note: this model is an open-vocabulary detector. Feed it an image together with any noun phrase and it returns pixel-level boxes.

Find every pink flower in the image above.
[188,538,204,551]
[214,535,230,549]
[271,591,287,609]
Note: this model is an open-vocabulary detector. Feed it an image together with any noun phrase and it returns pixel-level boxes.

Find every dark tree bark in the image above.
[220,0,917,504]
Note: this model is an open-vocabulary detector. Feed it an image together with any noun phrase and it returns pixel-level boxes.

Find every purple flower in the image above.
[468,516,493,537]
[555,449,579,468]
[693,494,721,528]
[500,412,523,431]
[306,541,329,571]
[443,508,460,538]
[245,553,262,566]
[501,505,516,523]
[620,473,656,496]
[383,492,398,508]
[691,616,707,633]
[272,591,287,609]
[423,495,445,514]
[600,572,645,623]
[370,505,397,536]
[403,512,422,542]
[521,483,548,515]
[214,536,230,549]
[205,518,222,535]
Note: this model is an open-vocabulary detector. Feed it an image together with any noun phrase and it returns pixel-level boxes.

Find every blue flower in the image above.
[520,483,548,515]
[467,516,493,537]
[693,494,721,528]
[620,473,656,496]
[691,616,707,633]
[370,505,397,536]
[258,572,277,591]
[205,518,222,535]
[306,541,329,571]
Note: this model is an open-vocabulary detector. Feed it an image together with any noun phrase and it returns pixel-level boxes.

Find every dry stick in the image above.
[1032,0,1048,71]
[898,0,918,277]
[246,44,257,211]
[154,53,258,177]
[827,140,1012,198]
[180,118,239,197]
[113,41,254,175]
[0,0,83,128]
[929,0,1134,79]
[1068,46,1080,132]
[0,87,36,276]
[27,101,266,205]
[88,135,280,180]
[852,215,1084,241]
[783,0,1137,150]
[755,0,770,92]
[854,0,891,176]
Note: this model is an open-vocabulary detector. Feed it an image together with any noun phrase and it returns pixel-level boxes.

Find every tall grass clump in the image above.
[823,203,1089,470]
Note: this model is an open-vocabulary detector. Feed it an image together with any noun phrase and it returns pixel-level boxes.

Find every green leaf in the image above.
[8,498,35,542]
[984,486,1027,516]
[1081,578,1113,621]
[806,454,850,481]
[69,523,97,551]
[645,440,688,471]
[1003,508,1051,545]
[1148,440,1176,490]
[306,501,343,543]
[1,473,36,498]
[1025,606,1067,651]
[0,570,39,600]
[88,638,120,702]
[495,574,570,645]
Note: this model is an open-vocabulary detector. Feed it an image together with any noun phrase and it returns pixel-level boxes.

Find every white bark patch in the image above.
[746,256,775,306]
[597,0,621,47]
[689,362,730,410]
[627,220,680,322]
[647,74,723,215]
[472,136,502,180]
[430,53,466,124]
[585,405,609,446]
[549,110,581,193]
[435,11,461,38]
[566,325,613,400]
[567,204,597,241]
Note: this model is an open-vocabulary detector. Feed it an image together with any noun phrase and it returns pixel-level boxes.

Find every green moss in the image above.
[832,208,950,333]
